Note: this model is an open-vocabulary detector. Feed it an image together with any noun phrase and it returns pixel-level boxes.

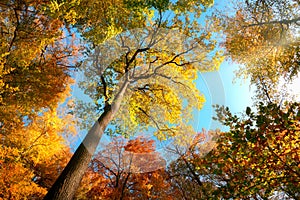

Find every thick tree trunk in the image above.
[44,81,129,200]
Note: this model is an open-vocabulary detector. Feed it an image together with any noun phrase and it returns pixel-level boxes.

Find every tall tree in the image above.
[217,0,300,102]
[45,0,222,199]
[169,102,300,199]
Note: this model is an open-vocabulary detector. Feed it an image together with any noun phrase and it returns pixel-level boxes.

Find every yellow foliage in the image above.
[0,105,74,198]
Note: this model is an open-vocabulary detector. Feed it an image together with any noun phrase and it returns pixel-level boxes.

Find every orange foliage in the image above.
[0,108,74,199]
[76,137,175,199]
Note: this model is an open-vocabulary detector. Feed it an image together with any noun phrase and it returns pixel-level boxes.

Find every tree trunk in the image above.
[44,81,129,200]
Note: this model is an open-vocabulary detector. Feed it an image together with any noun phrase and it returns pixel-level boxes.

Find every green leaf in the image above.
[246,107,251,115]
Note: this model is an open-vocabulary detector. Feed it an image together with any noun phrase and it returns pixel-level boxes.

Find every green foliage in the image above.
[171,102,300,199]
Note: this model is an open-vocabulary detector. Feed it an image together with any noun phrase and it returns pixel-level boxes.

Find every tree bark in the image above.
[44,81,129,200]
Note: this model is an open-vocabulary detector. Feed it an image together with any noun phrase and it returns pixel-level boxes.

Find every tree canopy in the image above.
[0,0,299,199]
[167,102,299,199]
[218,0,300,102]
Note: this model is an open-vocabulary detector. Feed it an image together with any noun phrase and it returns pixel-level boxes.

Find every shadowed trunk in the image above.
[44,81,129,200]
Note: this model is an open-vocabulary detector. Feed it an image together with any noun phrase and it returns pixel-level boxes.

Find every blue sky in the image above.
[193,60,255,133]
[194,59,300,134]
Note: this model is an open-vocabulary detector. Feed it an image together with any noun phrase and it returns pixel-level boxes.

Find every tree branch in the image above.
[244,17,300,28]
